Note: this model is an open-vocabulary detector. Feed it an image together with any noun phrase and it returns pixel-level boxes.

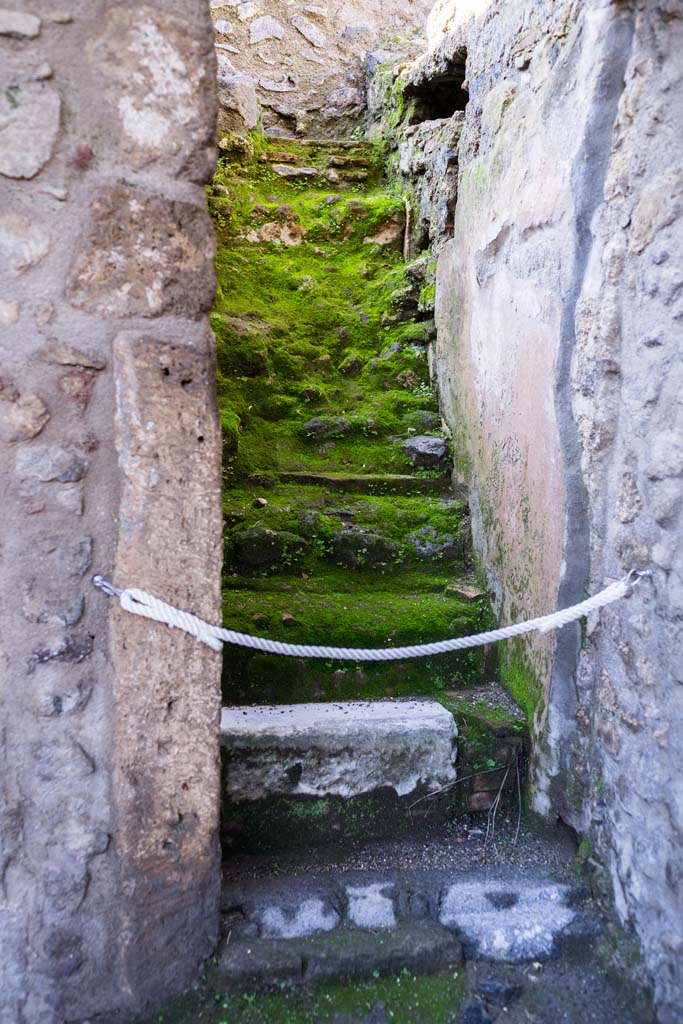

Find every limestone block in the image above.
[220,699,458,800]
[67,187,215,319]
[346,883,396,929]
[0,81,61,180]
[110,328,222,999]
[237,3,260,22]
[272,163,318,178]
[0,213,50,274]
[363,212,405,248]
[258,898,340,938]
[0,299,19,324]
[88,6,216,179]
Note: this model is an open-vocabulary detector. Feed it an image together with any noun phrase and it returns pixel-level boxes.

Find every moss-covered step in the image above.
[210,134,443,487]
[223,485,471,575]
[278,472,453,494]
[211,131,493,704]
[221,572,492,703]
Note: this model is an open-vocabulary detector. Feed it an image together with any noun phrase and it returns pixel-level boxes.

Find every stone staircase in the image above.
[220,865,595,989]
[200,137,650,1024]
[209,824,648,1024]
[211,132,493,707]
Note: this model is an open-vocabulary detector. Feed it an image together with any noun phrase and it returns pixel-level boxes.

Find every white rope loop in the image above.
[92,570,652,660]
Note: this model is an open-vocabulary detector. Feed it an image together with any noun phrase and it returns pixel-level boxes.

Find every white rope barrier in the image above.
[92,569,652,660]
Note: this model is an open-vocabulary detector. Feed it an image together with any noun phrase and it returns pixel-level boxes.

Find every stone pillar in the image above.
[0,3,222,1021]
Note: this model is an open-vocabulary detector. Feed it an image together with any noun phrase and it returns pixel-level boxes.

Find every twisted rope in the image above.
[92,570,651,659]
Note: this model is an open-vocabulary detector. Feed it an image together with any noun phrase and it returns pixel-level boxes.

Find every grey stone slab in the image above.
[304,921,462,983]
[221,699,457,800]
[218,922,463,990]
[346,883,396,929]
[439,880,577,962]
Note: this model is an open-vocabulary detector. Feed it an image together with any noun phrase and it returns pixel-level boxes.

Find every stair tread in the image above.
[219,866,596,984]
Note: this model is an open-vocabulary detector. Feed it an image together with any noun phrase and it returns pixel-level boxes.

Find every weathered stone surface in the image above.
[219,921,462,990]
[220,699,458,800]
[272,163,318,179]
[218,72,259,132]
[88,6,217,179]
[257,897,340,939]
[363,212,405,248]
[21,534,92,627]
[0,380,49,442]
[291,14,326,47]
[0,2,221,1020]
[423,2,683,1016]
[439,880,576,961]
[237,3,259,22]
[445,584,485,602]
[214,0,432,137]
[249,15,284,43]
[409,525,461,560]
[331,528,399,568]
[347,883,396,929]
[67,187,215,319]
[16,444,87,483]
[0,213,50,273]
[302,415,351,438]
[0,9,40,37]
[39,342,106,370]
[0,298,19,324]
[233,522,308,569]
[401,435,447,467]
[110,328,222,1005]
[0,81,61,179]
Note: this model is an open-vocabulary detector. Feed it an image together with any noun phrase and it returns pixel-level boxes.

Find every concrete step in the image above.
[218,866,597,992]
[221,699,458,802]
[221,699,458,852]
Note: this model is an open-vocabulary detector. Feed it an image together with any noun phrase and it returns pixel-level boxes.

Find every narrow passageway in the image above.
[211,133,490,706]
[208,132,527,851]
[136,129,651,1024]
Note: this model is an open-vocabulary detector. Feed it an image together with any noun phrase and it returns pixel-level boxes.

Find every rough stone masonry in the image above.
[0,3,223,1021]
[422,1,683,1020]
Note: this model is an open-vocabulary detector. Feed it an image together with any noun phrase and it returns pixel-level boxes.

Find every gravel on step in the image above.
[224,816,581,887]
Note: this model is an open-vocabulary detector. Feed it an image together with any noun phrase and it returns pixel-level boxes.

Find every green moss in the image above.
[211,133,492,704]
[224,785,458,851]
[135,963,469,1024]
[499,639,544,729]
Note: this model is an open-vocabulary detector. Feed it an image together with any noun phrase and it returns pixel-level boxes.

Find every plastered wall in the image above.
[424,0,683,1018]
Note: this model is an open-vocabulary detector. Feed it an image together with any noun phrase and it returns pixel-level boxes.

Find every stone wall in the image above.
[419,0,683,1018]
[211,0,434,138]
[0,3,222,1022]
